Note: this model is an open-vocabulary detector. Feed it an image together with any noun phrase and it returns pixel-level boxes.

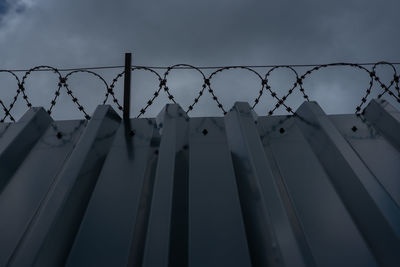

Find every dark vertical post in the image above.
[123,53,132,119]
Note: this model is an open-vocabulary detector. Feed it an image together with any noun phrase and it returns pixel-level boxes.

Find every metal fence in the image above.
[0,59,399,122]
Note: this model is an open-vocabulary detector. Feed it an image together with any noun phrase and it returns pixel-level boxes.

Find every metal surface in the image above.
[0,99,399,267]
[123,52,132,119]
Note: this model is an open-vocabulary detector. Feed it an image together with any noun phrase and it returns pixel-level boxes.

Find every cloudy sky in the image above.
[0,0,399,120]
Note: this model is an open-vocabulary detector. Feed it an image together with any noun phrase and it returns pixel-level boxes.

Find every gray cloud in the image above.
[0,0,399,119]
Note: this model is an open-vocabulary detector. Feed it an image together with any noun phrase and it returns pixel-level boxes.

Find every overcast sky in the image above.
[0,0,399,120]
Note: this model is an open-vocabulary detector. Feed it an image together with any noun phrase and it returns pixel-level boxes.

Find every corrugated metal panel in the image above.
[0,99,399,267]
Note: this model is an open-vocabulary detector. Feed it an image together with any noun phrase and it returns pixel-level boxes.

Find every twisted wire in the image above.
[0,62,398,121]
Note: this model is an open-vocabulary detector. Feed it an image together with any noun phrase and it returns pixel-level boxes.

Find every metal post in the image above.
[123,53,132,119]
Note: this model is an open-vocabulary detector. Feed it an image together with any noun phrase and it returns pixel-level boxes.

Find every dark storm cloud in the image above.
[0,0,399,119]
[0,0,9,16]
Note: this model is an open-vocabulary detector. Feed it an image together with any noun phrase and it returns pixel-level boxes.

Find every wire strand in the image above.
[3,62,400,72]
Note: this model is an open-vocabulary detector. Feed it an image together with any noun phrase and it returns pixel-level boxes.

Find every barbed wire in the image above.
[0,62,399,122]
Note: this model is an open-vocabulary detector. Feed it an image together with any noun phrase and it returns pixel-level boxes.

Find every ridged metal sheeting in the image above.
[0,99,399,267]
